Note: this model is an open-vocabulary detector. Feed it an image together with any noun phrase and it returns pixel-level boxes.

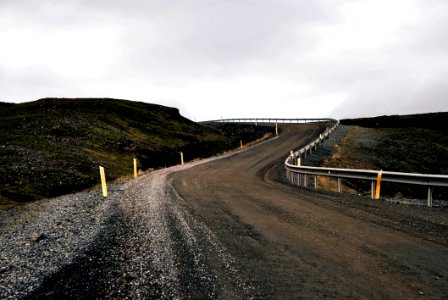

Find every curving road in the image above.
[3,123,447,299]
[171,123,448,299]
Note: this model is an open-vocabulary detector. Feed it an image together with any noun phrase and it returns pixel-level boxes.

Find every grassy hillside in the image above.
[0,98,270,206]
[325,113,448,199]
[341,112,448,135]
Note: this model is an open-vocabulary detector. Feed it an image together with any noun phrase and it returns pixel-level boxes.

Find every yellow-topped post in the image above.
[99,166,108,198]
[133,158,138,178]
[240,140,243,149]
[374,170,382,200]
[180,152,184,165]
[275,121,278,136]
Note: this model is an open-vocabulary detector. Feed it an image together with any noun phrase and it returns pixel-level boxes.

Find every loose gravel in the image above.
[0,151,253,299]
[0,190,110,298]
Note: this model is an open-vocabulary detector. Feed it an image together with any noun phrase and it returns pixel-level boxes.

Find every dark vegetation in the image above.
[334,113,448,201]
[341,112,448,135]
[0,98,272,206]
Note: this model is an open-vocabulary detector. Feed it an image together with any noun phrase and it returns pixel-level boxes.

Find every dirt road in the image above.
[2,123,447,299]
[171,124,448,299]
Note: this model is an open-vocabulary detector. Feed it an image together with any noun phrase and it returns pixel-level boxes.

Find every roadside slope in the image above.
[323,113,448,199]
[0,98,270,206]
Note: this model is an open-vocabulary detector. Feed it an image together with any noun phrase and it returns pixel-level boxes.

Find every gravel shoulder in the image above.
[0,146,256,299]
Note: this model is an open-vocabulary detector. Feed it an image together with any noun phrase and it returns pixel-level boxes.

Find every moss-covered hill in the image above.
[331,112,448,199]
[0,98,270,206]
[339,112,448,174]
[341,112,448,135]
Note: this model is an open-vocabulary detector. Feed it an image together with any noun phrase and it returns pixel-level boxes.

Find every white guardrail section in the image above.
[284,122,448,207]
[205,118,338,124]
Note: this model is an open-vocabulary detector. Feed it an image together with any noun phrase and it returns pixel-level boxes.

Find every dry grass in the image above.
[318,125,448,199]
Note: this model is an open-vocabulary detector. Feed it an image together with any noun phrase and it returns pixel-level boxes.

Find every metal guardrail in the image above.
[204,117,448,206]
[285,123,448,207]
[204,118,338,124]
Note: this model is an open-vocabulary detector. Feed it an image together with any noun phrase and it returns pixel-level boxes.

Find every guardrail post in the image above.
[375,170,382,200]
[297,173,301,186]
[371,181,375,199]
[337,178,342,193]
[304,174,308,187]
[275,121,278,136]
[427,187,433,207]
[99,166,108,198]
[314,175,318,189]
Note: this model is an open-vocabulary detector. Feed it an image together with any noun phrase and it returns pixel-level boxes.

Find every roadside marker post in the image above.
[275,121,278,136]
[99,166,108,198]
[180,152,184,165]
[427,187,433,207]
[296,157,301,167]
[240,140,243,149]
[133,158,138,178]
[375,170,383,200]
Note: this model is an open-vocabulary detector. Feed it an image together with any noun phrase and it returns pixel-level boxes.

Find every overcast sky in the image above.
[1,0,447,120]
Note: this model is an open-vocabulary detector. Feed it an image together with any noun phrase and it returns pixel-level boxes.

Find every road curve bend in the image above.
[170,123,448,299]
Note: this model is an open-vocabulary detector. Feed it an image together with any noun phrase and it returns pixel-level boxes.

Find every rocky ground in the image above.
[0,150,256,299]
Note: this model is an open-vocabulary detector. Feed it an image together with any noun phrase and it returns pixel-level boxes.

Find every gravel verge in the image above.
[0,190,110,298]
[0,148,256,299]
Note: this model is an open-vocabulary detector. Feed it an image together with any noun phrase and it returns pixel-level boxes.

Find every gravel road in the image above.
[1,123,447,299]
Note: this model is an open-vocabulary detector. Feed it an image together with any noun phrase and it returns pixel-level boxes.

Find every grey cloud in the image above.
[1,0,447,119]
[330,75,448,119]
[101,0,335,79]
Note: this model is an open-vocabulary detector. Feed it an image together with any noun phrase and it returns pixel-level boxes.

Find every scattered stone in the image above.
[34,233,48,243]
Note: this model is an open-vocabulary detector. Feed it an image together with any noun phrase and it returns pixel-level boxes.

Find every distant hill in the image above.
[0,98,270,206]
[341,112,448,135]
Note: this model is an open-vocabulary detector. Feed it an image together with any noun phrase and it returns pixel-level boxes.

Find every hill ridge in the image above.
[0,98,269,206]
